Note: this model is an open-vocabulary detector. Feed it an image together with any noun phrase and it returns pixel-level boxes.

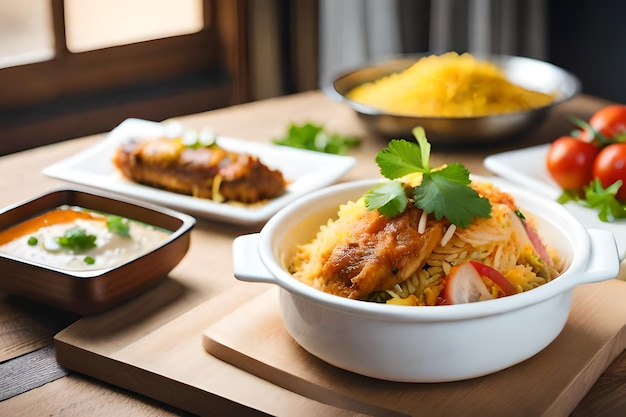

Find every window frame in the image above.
[0,0,249,155]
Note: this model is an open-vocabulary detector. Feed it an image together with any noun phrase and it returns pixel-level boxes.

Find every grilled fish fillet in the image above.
[318,204,445,299]
[113,137,287,204]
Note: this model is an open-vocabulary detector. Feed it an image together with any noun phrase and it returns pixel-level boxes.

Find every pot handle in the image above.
[232,233,277,284]
[575,228,620,285]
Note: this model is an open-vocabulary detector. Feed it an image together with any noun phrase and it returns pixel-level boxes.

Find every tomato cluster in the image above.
[546,104,626,202]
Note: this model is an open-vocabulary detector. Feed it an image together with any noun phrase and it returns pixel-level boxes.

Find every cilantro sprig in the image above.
[364,127,492,228]
[56,226,97,251]
[106,215,130,237]
[273,122,361,155]
[559,178,626,222]
[363,180,408,217]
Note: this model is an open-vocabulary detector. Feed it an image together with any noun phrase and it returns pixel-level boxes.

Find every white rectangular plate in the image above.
[485,144,626,259]
[43,118,355,225]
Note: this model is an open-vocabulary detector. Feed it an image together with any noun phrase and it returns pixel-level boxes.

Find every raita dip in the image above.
[0,206,170,271]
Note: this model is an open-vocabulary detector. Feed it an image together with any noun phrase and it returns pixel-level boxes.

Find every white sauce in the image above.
[0,218,170,271]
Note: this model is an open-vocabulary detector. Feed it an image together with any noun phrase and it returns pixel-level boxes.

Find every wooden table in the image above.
[1,91,625,416]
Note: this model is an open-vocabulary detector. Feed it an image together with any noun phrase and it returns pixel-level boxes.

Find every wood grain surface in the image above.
[1,91,624,416]
[202,282,626,417]
[0,296,77,362]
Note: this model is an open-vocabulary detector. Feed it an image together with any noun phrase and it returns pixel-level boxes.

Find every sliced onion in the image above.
[443,262,494,304]
[469,260,517,296]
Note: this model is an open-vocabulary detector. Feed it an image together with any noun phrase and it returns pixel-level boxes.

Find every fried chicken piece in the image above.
[318,204,445,299]
[113,137,287,204]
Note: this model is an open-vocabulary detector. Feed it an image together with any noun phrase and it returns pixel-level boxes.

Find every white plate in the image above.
[43,118,356,225]
[484,144,626,259]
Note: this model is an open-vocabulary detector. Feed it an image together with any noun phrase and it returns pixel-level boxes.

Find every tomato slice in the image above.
[469,260,517,296]
[442,262,494,305]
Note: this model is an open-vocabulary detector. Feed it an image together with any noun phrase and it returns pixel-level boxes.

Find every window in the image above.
[64,0,204,53]
[0,0,54,68]
[0,0,249,155]
[0,0,320,156]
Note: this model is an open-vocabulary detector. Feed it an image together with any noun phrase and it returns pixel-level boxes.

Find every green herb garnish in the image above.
[273,122,361,154]
[27,236,38,246]
[56,226,97,251]
[362,180,408,217]
[364,127,492,228]
[106,215,130,237]
[559,178,626,222]
[84,256,95,265]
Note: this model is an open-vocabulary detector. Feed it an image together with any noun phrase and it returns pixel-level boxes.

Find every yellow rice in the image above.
[347,52,554,117]
[289,181,561,306]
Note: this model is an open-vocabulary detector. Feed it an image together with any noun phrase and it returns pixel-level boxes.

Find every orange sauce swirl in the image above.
[0,209,105,246]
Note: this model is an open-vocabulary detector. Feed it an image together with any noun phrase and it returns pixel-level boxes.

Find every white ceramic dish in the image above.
[43,118,356,225]
[484,144,626,259]
[232,178,619,382]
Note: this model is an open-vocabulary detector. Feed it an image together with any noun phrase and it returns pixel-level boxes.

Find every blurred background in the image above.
[1,0,624,155]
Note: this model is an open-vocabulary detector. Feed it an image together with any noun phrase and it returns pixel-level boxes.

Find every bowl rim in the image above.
[257,178,593,322]
[0,186,196,278]
[323,53,582,121]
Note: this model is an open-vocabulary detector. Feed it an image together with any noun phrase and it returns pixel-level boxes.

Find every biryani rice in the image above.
[289,181,561,306]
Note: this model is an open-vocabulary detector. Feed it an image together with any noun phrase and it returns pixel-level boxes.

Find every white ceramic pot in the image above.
[232,179,619,382]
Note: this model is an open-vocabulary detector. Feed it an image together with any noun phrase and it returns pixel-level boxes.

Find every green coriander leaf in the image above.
[56,226,97,251]
[84,256,95,265]
[557,189,581,204]
[369,129,492,227]
[324,134,361,155]
[376,139,428,179]
[277,123,320,150]
[558,177,626,223]
[273,122,361,154]
[583,178,626,222]
[106,215,130,237]
[412,127,431,168]
[413,164,491,228]
[434,162,472,185]
[363,180,408,217]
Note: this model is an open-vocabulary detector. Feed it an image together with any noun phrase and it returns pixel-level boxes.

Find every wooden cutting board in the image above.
[54,280,373,417]
[203,279,626,417]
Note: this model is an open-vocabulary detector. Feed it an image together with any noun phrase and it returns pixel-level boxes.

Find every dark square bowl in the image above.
[0,188,195,315]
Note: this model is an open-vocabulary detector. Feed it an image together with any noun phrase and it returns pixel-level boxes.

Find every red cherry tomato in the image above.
[546,136,600,192]
[589,104,626,141]
[592,143,626,201]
